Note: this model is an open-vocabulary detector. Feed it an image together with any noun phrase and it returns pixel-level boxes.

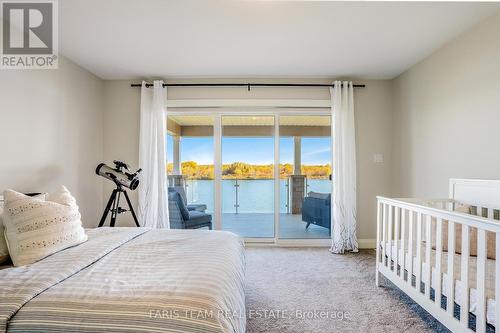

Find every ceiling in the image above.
[59,1,500,80]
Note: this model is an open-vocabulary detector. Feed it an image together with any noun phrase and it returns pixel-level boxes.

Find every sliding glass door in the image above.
[279,115,332,239]
[221,116,275,238]
[166,112,331,242]
[167,115,214,223]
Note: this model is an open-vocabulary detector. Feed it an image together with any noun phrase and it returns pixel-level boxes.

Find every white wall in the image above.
[102,81,141,225]
[392,11,500,198]
[102,79,393,243]
[0,57,104,227]
[355,81,393,242]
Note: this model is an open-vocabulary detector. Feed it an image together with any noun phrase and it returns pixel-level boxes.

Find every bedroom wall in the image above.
[102,78,394,246]
[391,10,500,198]
[0,56,104,227]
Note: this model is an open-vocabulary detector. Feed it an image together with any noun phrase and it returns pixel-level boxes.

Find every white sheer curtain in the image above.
[330,81,358,253]
[138,80,170,228]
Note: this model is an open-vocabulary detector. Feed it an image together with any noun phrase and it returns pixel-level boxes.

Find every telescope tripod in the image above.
[98,186,140,227]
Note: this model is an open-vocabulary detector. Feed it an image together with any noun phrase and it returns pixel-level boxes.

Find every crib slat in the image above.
[416,213,423,292]
[425,215,432,298]
[435,218,443,307]
[476,229,487,332]
[447,221,455,315]
[496,233,500,332]
[408,212,414,287]
[376,201,382,287]
[394,207,400,276]
[377,201,382,264]
[460,224,470,327]
[388,205,393,270]
[382,203,387,267]
[401,209,407,282]
[476,228,486,332]
[476,206,484,217]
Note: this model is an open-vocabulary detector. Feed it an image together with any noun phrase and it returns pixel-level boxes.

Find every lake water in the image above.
[184,179,331,213]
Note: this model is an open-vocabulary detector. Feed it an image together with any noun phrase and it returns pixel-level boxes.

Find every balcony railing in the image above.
[183,178,331,215]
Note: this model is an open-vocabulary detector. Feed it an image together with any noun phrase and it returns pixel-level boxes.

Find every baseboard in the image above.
[358,238,376,249]
[244,238,376,249]
[245,239,330,247]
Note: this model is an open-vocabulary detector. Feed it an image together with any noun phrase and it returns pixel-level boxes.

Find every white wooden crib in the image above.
[376,179,500,332]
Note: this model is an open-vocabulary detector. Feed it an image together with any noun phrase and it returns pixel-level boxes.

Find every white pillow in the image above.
[3,187,87,266]
[0,193,47,264]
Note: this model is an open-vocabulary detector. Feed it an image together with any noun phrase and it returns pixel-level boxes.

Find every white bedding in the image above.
[382,241,497,327]
[0,227,246,333]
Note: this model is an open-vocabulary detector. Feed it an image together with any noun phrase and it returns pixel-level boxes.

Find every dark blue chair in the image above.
[302,192,331,231]
[168,189,212,230]
[169,186,207,212]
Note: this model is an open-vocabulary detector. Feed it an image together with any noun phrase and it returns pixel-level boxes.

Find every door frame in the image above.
[168,108,332,247]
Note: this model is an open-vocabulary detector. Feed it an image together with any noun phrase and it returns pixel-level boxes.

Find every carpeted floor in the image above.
[245,247,449,333]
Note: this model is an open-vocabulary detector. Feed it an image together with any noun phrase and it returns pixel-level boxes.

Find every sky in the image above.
[167,136,331,165]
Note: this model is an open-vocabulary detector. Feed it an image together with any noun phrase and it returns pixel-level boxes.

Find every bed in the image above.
[0,227,246,333]
[376,179,500,333]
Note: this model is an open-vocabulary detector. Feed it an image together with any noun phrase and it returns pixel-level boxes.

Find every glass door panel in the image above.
[221,115,275,238]
[279,115,332,239]
[167,115,214,229]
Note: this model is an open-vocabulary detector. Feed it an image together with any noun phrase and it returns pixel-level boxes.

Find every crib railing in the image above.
[376,196,500,333]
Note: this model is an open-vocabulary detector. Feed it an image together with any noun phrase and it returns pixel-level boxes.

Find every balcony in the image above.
[167,114,332,240]
[181,178,331,239]
[223,213,330,239]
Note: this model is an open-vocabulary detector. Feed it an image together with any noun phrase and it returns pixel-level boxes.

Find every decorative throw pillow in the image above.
[2,187,88,266]
[0,193,46,265]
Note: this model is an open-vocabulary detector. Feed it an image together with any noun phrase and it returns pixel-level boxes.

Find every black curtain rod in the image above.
[130,83,366,90]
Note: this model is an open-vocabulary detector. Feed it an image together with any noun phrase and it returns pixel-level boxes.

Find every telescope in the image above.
[96,160,142,227]
[96,161,141,190]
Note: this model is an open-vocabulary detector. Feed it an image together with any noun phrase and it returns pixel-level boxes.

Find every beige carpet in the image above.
[244,247,447,333]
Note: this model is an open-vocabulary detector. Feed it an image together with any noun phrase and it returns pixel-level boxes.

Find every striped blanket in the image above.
[0,228,246,333]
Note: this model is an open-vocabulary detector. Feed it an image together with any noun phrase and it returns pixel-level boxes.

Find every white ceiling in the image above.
[59,1,500,80]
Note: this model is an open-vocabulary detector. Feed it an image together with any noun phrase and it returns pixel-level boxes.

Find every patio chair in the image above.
[168,186,207,212]
[168,191,212,230]
[302,192,331,231]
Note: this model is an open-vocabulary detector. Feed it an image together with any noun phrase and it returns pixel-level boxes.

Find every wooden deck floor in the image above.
[221,213,330,238]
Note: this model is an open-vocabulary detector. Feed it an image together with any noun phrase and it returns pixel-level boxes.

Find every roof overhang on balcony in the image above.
[167,115,331,137]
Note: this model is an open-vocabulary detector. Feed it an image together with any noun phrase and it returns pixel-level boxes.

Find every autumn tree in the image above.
[168,161,331,180]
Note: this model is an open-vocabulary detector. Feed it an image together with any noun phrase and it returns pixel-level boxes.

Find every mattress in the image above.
[0,227,246,333]
[382,241,497,327]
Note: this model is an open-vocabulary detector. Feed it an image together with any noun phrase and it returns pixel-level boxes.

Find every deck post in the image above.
[173,135,181,175]
[293,136,301,175]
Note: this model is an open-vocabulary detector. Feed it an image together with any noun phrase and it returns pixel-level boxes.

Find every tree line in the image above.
[167,161,331,180]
